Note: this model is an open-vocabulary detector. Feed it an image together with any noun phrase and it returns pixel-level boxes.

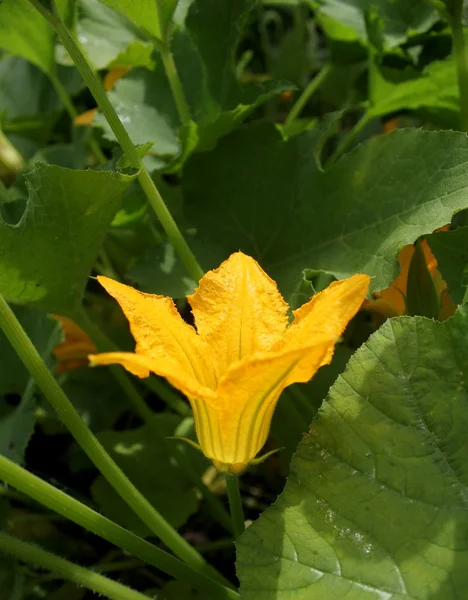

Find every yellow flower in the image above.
[89,253,369,473]
[52,316,97,374]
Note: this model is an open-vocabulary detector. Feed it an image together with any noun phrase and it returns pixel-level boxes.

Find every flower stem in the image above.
[49,71,107,165]
[28,0,203,283]
[0,533,150,600]
[450,0,468,131]
[0,455,237,598]
[284,64,331,132]
[159,43,191,125]
[153,0,191,124]
[0,294,225,586]
[225,475,245,539]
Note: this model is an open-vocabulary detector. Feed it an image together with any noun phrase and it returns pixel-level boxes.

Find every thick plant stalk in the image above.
[450,0,468,131]
[0,294,228,588]
[27,0,203,283]
[225,475,245,539]
[0,455,238,599]
[0,533,151,600]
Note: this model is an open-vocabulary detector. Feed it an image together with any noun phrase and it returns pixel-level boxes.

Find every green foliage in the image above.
[184,124,468,298]
[430,226,468,304]
[91,415,207,536]
[238,307,468,599]
[94,0,291,166]
[2,0,468,597]
[76,0,155,70]
[0,306,59,395]
[0,0,55,75]
[96,0,178,41]
[0,163,135,314]
[310,0,439,48]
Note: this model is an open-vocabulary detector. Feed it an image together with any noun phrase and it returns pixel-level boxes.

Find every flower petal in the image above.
[192,340,332,471]
[275,274,370,384]
[97,276,216,388]
[187,252,288,375]
[89,351,215,402]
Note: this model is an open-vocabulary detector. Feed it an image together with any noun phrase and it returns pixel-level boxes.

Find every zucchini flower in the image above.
[90,253,369,473]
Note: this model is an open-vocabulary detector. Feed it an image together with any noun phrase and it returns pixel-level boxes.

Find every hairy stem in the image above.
[0,533,150,600]
[0,455,237,598]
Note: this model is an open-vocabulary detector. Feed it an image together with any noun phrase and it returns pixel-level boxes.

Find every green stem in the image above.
[49,71,107,165]
[159,44,191,125]
[154,0,191,125]
[284,64,331,132]
[225,476,245,539]
[0,456,237,598]
[30,0,203,282]
[327,111,372,166]
[0,295,225,586]
[451,0,468,131]
[0,533,150,600]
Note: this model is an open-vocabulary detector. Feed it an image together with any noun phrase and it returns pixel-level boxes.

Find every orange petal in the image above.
[104,66,131,91]
[52,315,96,373]
[96,276,216,388]
[74,108,98,126]
[274,274,370,383]
[194,340,333,471]
[188,252,288,376]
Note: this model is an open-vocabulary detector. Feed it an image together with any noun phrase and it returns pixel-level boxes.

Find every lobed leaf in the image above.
[0,163,135,314]
[183,125,468,298]
[237,306,468,599]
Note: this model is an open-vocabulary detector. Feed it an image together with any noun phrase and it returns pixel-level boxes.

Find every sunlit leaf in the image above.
[238,307,468,599]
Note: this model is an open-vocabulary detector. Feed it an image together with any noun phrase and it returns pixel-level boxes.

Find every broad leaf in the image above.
[429,226,468,304]
[62,369,129,431]
[0,163,135,314]
[0,0,55,75]
[127,241,196,298]
[183,124,468,297]
[76,0,155,70]
[91,415,207,536]
[237,307,468,599]
[96,0,178,41]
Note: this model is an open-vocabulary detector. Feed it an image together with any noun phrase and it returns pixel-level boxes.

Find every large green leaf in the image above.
[183,125,468,298]
[96,0,178,40]
[91,415,207,537]
[429,226,468,305]
[0,0,55,75]
[237,308,468,599]
[0,163,135,314]
[76,0,155,70]
[309,0,438,49]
